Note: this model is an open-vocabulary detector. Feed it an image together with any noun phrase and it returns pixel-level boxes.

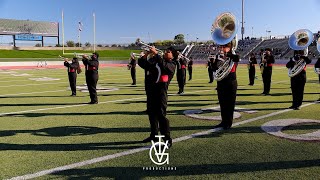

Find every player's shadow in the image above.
[50,159,320,179]
[0,125,214,138]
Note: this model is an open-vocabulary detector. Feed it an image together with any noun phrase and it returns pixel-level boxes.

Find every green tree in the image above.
[66,41,75,47]
[85,42,91,47]
[34,43,42,47]
[174,34,185,44]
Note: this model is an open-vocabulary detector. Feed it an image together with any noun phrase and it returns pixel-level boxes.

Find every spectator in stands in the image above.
[248,53,257,85]
[261,48,275,95]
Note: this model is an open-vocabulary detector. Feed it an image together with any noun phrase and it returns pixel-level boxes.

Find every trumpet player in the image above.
[128,54,137,85]
[316,58,320,84]
[286,50,311,110]
[64,57,81,96]
[82,52,99,104]
[176,52,187,94]
[261,48,275,95]
[248,53,257,85]
[138,46,177,148]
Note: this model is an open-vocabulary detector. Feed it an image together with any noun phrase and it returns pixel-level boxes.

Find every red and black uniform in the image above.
[64,60,79,96]
[214,52,239,129]
[207,59,216,83]
[129,58,136,85]
[187,58,193,81]
[262,54,275,94]
[82,54,99,104]
[316,58,320,83]
[248,56,257,85]
[286,56,311,109]
[138,54,176,142]
[176,57,187,94]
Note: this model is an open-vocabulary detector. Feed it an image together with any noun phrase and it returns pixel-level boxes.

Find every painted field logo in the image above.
[149,135,169,165]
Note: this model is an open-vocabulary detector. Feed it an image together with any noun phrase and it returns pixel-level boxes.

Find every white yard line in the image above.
[8,100,318,180]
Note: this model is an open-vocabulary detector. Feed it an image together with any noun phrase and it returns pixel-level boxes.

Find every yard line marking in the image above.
[0,89,211,117]
[0,90,67,97]
[9,100,318,180]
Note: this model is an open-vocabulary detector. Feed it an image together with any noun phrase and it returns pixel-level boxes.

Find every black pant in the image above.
[86,71,99,103]
[249,66,256,85]
[217,76,237,127]
[208,68,214,82]
[146,82,170,139]
[188,67,192,80]
[262,67,272,93]
[68,73,77,95]
[177,69,186,93]
[291,75,306,107]
[131,68,136,84]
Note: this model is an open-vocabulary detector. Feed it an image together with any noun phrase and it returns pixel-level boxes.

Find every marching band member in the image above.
[82,52,99,104]
[315,57,320,101]
[316,58,320,84]
[138,46,177,148]
[248,53,257,85]
[187,56,193,81]
[286,50,311,110]
[213,40,239,129]
[176,52,187,94]
[261,48,275,95]
[64,57,81,96]
[128,55,137,85]
[207,55,215,83]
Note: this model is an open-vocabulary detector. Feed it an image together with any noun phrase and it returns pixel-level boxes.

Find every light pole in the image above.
[266,30,271,39]
[241,0,245,40]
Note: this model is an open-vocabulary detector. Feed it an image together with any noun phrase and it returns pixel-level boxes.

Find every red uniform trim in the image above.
[159,75,168,82]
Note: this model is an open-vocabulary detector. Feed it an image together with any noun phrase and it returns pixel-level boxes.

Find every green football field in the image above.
[0,64,319,179]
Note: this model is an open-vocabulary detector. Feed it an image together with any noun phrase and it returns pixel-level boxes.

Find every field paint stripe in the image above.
[0,89,211,117]
[8,101,318,180]
[0,90,67,97]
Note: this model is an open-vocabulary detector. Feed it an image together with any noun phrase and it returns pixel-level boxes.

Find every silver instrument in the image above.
[135,39,164,56]
[288,29,313,77]
[211,12,238,81]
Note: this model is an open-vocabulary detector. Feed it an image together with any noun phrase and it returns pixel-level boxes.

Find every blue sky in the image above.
[0,0,320,45]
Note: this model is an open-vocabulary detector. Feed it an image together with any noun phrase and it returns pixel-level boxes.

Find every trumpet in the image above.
[260,52,266,74]
[130,52,145,59]
[135,39,164,56]
[59,55,69,61]
[74,53,92,60]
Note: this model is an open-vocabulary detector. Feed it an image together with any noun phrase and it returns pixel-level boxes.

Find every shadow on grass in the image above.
[50,159,320,179]
[0,125,214,138]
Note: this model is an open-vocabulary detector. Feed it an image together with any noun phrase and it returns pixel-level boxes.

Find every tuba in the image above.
[211,12,238,81]
[287,29,313,77]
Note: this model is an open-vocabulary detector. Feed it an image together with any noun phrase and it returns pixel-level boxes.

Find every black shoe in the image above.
[293,107,300,110]
[261,92,266,95]
[142,136,157,143]
[208,81,213,83]
[70,94,76,96]
[88,101,98,104]
[264,93,271,96]
[288,106,295,109]
[214,123,224,128]
[131,83,136,85]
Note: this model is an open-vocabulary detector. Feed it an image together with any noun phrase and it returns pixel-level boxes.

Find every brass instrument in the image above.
[259,52,266,74]
[211,12,238,81]
[135,39,164,56]
[288,29,313,77]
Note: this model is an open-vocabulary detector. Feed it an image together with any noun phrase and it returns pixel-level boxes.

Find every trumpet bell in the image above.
[288,29,314,50]
[211,12,238,46]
